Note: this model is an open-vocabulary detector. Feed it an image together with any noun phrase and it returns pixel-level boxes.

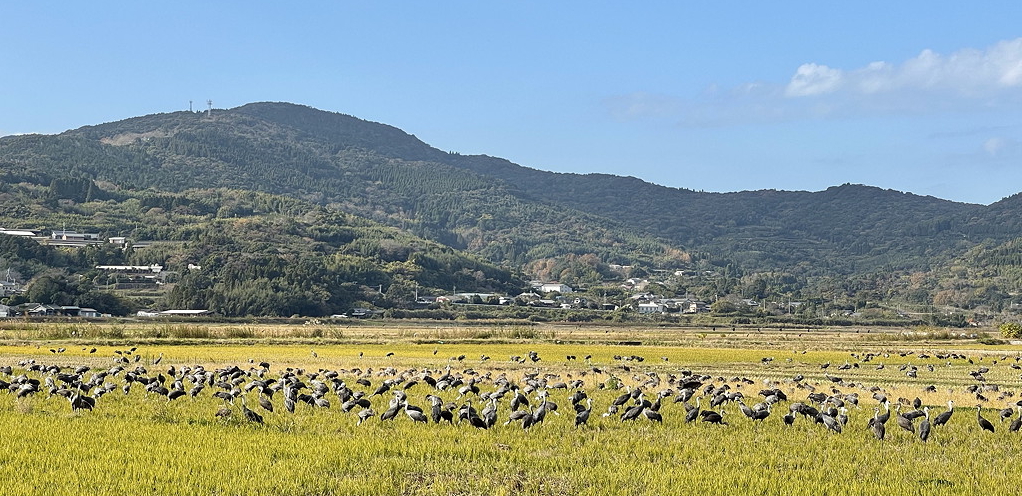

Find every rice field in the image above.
[0,322,1019,495]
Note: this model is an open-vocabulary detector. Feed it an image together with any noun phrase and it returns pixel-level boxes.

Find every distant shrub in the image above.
[97,325,126,339]
[999,322,1022,339]
[566,312,596,322]
[223,326,255,338]
[167,324,210,339]
[710,300,737,315]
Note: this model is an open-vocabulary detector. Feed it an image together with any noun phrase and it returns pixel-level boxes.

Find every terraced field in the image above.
[0,322,1018,495]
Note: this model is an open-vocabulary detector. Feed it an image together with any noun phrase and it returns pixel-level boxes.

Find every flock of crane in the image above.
[2,346,1022,442]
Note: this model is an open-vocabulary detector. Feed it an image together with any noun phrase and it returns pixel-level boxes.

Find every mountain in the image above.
[2,101,1021,317]
[0,103,691,284]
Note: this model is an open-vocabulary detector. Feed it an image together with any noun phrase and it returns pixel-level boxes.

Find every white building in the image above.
[0,229,38,238]
[51,230,100,241]
[535,282,573,294]
[79,308,101,318]
[137,309,210,317]
[0,280,19,296]
[637,302,665,314]
[96,265,164,274]
[47,230,102,247]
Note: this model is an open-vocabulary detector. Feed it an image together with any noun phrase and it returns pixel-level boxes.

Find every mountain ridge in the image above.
[4,101,990,203]
[2,101,1020,282]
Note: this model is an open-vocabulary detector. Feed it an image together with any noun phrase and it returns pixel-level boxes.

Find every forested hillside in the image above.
[0,104,688,285]
[2,101,1022,319]
[0,181,522,317]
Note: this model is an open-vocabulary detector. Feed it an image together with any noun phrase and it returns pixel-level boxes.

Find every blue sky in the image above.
[3,2,1022,205]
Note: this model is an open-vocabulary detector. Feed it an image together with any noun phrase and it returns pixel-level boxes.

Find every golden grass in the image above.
[0,322,1019,495]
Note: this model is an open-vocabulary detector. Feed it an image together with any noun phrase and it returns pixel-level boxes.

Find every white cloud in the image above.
[786,38,1022,99]
[606,38,1022,127]
[984,137,1007,156]
[785,63,843,97]
[603,92,685,121]
[982,136,1021,160]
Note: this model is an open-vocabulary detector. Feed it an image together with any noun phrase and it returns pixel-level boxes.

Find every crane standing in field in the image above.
[918,407,931,442]
[932,400,954,427]
[977,406,995,433]
[1009,407,1022,433]
[574,397,592,427]
[6,342,1022,450]
[240,396,263,424]
[869,407,886,441]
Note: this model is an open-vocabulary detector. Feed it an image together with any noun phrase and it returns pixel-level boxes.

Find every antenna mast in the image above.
[206,99,213,117]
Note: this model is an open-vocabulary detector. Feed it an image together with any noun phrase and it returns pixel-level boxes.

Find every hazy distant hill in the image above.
[2,101,1021,285]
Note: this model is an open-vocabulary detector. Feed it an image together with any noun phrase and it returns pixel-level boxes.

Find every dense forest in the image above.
[2,102,1022,320]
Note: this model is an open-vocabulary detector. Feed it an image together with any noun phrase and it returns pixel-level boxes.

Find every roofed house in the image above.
[96,264,164,274]
[79,308,101,318]
[683,301,709,314]
[58,306,81,316]
[0,280,20,296]
[535,282,573,294]
[26,304,59,316]
[637,302,665,314]
[51,230,100,242]
[47,230,102,247]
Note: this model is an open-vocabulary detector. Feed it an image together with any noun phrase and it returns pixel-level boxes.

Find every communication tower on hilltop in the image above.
[206,99,213,117]
[189,100,193,112]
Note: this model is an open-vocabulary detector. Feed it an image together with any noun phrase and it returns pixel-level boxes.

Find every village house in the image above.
[637,302,665,314]
[51,230,100,241]
[532,282,573,294]
[621,278,649,290]
[0,280,20,297]
[515,291,541,303]
[47,230,102,247]
[6,304,100,318]
[79,308,101,318]
[96,264,164,274]
[630,292,658,303]
[25,304,59,316]
[683,300,709,314]
[96,264,166,289]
